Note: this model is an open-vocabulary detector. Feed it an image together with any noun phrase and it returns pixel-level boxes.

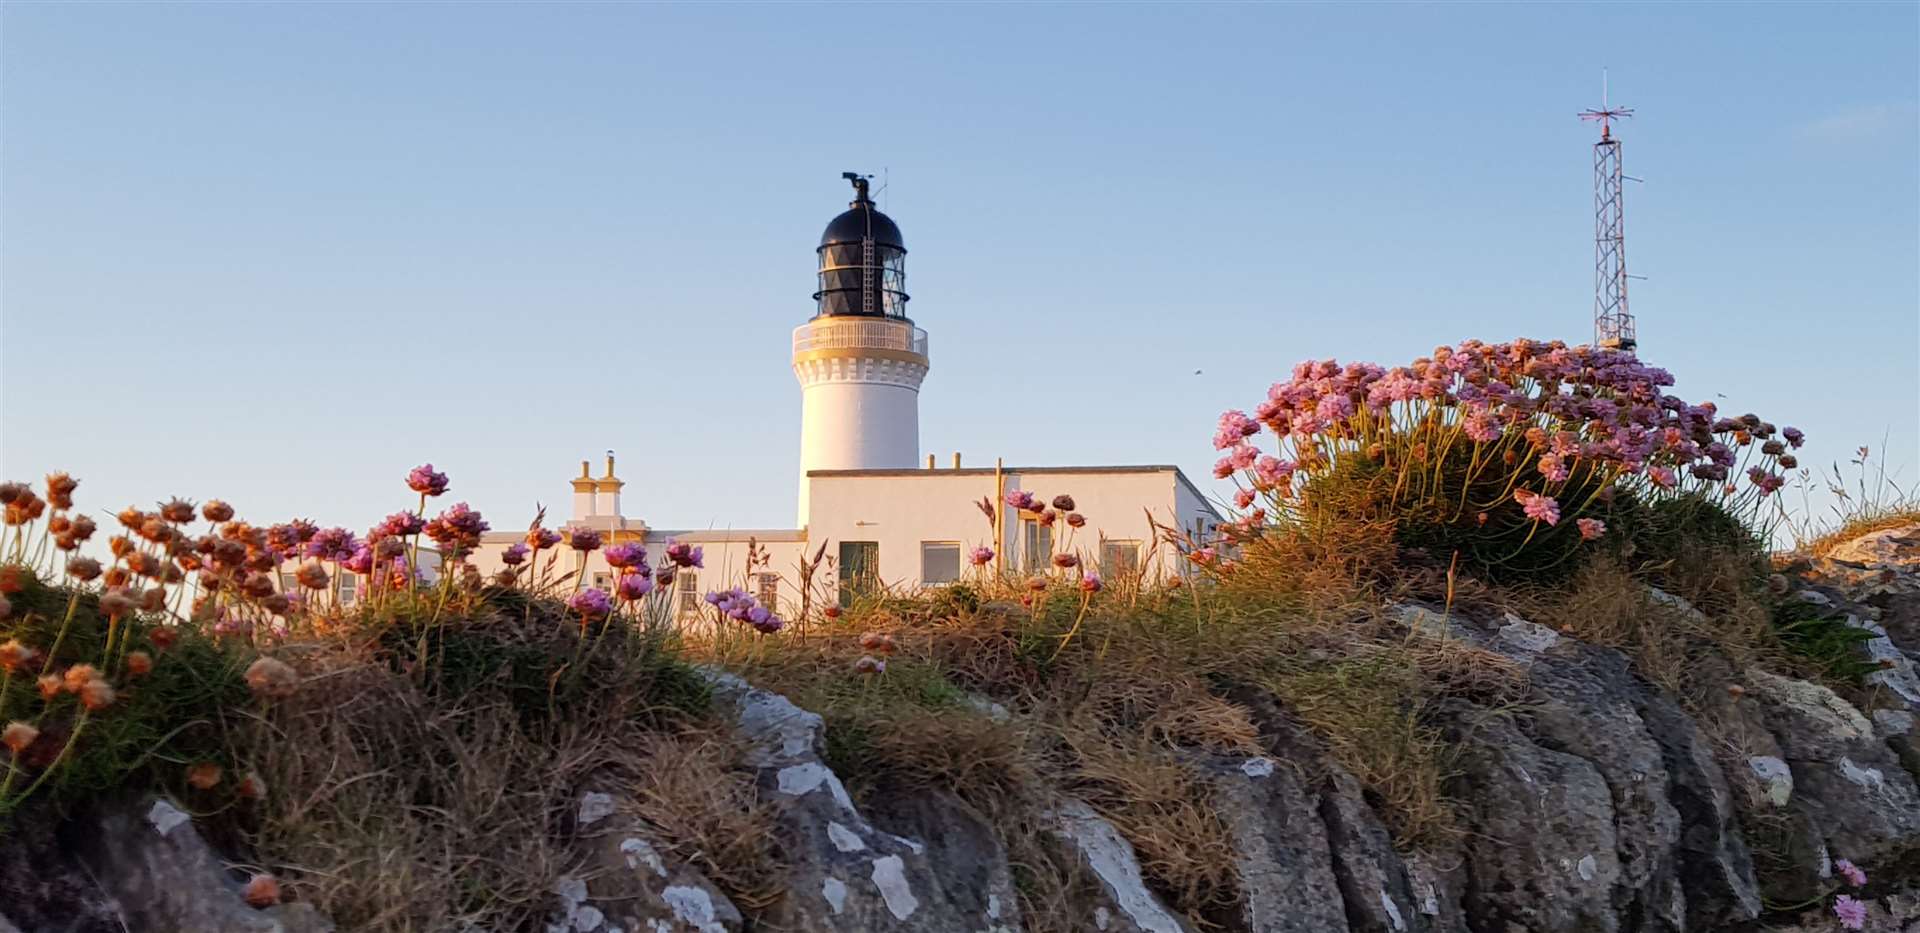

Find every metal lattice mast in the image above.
[1581,78,1635,351]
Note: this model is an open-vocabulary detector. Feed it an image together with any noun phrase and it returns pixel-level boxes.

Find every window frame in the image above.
[919,540,962,586]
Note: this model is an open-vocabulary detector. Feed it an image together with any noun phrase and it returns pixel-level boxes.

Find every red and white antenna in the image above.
[1581,71,1637,351]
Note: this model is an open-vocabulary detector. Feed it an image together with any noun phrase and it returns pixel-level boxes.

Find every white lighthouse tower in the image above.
[792,173,929,526]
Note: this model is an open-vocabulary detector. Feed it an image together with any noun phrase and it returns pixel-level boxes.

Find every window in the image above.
[757,573,781,612]
[839,541,878,607]
[591,572,612,594]
[336,573,356,607]
[920,541,961,585]
[1022,520,1053,572]
[1101,540,1142,577]
[676,572,700,616]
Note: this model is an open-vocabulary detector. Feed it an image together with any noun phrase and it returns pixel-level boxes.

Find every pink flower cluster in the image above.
[1209,339,1804,536]
[704,586,784,633]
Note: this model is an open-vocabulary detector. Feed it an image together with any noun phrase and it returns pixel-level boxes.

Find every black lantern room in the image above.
[813,173,909,320]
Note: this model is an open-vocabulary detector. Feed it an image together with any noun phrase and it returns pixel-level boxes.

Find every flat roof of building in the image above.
[807,464,1221,520]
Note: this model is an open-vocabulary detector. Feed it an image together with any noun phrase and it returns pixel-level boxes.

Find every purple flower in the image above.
[1004,490,1039,511]
[1833,894,1867,930]
[616,574,654,601]
[1577,518,1606,541]
[968,546,994,566]
[567,588,611,619]
[527,528,562,551]
[1836,858,1867,888]
[665,540,703,568]
[379,511,425,538]
[1746,467,1785,496]
[425,503,490,550]
[1647,466,1678,489]
[342,546,375,575]
[500,542,529,566]
[306,527,360,562]
[567,527,603,552]
[1079,570,1103,593]
[603,542,647,569]
[406,463,450,497]
[1516,490,1561,526]
[1783,426,1805,449]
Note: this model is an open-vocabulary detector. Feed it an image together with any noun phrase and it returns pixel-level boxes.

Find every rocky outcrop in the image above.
[0,795,338,933]
[547,786,745,933]
[14,525,1920,932]
[702,670,1018,932]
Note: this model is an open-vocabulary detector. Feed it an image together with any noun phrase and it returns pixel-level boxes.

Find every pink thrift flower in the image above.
[567,528,603,552]
[1080,570,1103,593]
[1004,490,1038,511]
[1515,490,1561,526]
[567,588,611,620]
[616,574,653,601]
[406,464,450,497]
[603,542,646,568]
[1577,518,1606,541]
[967,546,994,566]
[1836,858,1867,887]
[500,542,529,566]
[1833,894,1867,930]
[1647,466,1678,489]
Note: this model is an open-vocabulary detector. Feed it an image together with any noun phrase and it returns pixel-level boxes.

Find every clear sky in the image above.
[3,2,1915,538]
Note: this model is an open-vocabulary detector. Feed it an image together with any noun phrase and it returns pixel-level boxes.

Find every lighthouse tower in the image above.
[792,173,929,526]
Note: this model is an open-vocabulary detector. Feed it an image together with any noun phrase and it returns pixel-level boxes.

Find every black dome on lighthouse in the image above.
[813,173,911,319]
[820,204,905,250]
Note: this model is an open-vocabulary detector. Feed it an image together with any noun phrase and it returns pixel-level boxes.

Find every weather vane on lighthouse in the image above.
[1581,72,1637,351]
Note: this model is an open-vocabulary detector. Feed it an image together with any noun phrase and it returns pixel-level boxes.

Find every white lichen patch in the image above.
[1498,614,1561,656]
[774,762,856,810]
[620,837,668,878]
[827,821,867,853]
[1052,799,1185,933]
[1094,906,1112,930]
[1748,756,1794,807]
[822,876,848,915]
[1840,757,1885,789]
[887,832,926,854]
[661,885,728,933]
[705,670,823,766]
[1380,889,1407,931]
[870,855,921,920]
[146,798,191,836]
[1240,757,1276,779]
[1873,709,1915,737]
[578,792,617,827]
[1576,854,1598,882]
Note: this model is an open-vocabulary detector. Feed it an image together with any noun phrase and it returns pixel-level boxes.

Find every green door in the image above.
[839,541,878,607]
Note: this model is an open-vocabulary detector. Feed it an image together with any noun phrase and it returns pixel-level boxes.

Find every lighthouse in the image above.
[791,173,929,526]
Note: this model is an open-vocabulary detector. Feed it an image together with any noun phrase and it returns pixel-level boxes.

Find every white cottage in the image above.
[472,175,1219,615]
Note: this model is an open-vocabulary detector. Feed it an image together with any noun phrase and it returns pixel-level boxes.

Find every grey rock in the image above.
[1633,682,1764,927]
[1743,668,1920,891]
[1824,523,1920,569]
[1047,797,1195,933]
[702,669,1016,931]
[1197,754,1349,933]
[1502,634,1685,930]
[78,796,333,933]
[547,786,745,933]
[1319,766,1426,933]
[864,789,1023,933]
[1442,702,1623,933]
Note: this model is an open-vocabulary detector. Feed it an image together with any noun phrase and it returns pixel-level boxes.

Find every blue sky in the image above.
[3,2,1915,537]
